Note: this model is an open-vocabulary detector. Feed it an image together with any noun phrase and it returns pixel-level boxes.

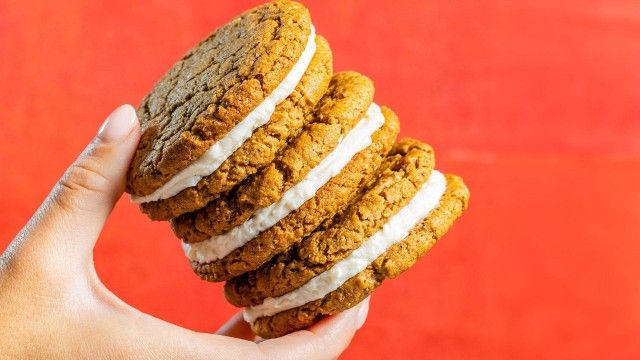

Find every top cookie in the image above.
[138,35,333,220]
[127,0,313,200]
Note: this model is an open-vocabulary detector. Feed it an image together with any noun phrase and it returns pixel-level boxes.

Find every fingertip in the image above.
[356,296,370,330]
[310,296,370,336]
[98,104,139,143]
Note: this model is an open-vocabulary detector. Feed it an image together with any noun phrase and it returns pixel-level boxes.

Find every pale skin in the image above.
[0,104,369,359]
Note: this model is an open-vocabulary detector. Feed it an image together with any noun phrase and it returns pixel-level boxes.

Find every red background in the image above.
[2,0,640,358]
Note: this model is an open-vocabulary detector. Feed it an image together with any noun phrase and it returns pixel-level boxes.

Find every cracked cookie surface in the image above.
[139,36,333,220]
[127,0,312,197]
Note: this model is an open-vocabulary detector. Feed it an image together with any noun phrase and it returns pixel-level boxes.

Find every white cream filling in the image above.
[243,170,447,323]
[132,26,317,204]
[183,103,386,263]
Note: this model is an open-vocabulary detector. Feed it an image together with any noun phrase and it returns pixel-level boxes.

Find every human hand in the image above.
[0,105,369,359]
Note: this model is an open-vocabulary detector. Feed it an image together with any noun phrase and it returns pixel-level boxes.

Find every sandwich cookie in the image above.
[172,72,400,281]
[126,0,331,220]
[224,139,470,338]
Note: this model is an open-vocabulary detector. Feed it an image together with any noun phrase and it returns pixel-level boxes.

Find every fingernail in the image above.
[98,104,137,142]
[355,296,370,330]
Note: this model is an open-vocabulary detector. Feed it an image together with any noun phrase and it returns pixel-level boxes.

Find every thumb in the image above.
[10,105,140,267]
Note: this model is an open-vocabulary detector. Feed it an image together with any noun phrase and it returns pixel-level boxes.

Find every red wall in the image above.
[1,1,639,358]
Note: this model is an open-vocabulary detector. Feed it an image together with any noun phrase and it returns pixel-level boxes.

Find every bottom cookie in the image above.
[242,172,469,338]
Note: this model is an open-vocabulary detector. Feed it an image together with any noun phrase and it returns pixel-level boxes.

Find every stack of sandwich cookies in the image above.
[225,139,470,338]
[125,0,470,339]
[127,0,330,220]
[173,72,400,281]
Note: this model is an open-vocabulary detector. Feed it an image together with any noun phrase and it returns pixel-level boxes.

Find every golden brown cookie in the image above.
[171,71,376,241]
[252,174,467,338]
[138,36,333,220]
[225,139,436,306]
[184,106,399,282]
[126,1,322,218]
[222,140,469,338]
